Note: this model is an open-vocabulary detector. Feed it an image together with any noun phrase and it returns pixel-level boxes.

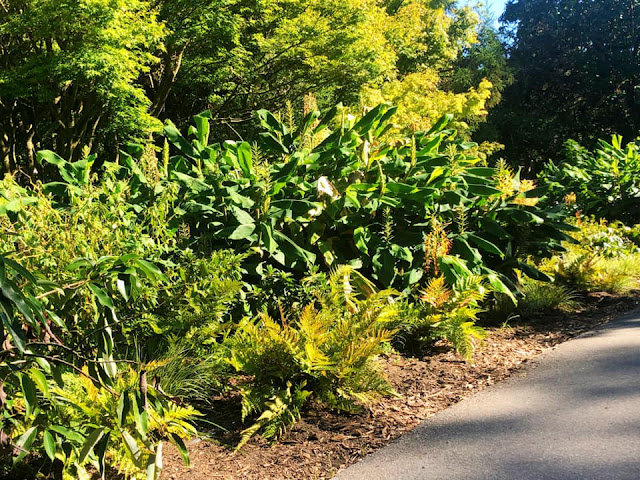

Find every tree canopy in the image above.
[0,0,165,171]
[488,0,640,171]
[0,0,498,173]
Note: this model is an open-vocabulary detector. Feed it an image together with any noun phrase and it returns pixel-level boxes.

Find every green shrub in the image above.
[539,219,640,294]
[541,135,640,223]
[396,275,489,362]
[517,280,579,316]
[225,266,397,449]
[147,105,571,299]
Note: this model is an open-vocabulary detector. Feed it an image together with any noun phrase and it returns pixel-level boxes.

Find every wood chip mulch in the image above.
[161,292,640,480]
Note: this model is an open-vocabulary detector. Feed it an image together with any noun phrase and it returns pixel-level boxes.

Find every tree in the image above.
[360,0,500,133]
[161,0,398,128]
[0,0,165,171]
[489,0,640,172]
[163,0,496,136]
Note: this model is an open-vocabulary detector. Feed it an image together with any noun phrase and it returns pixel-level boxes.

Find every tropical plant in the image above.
[541,136,640,223]
[157,103,572,303]
[0,253,196,479]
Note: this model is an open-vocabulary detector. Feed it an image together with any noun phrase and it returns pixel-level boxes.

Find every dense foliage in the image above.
[1,0,497,174]
[2,0,640,477]
[0,101,586,477]
[488,0,640,170]
[540,135,640,224]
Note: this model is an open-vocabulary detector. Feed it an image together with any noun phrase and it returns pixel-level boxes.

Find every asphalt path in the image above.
[334,310,640,480]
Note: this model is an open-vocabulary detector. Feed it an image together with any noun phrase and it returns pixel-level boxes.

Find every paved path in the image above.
[334,311,640,480]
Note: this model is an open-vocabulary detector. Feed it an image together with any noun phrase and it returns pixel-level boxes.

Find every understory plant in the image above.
[541,135,640,223]
[540,218,640,294]
[397,275,489,362]
[151,104,571,301]
[0,100,585,471]
[226,266,398,448]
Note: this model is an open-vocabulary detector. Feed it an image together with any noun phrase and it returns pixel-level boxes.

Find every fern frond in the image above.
[420,275,451,308]
[236,382,311,451]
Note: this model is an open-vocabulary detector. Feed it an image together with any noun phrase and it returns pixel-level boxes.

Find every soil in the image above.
[161,292,640,480]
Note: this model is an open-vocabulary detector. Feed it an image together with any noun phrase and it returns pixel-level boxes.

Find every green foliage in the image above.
[157,104,571,301]
[1,0,497,175]
[0,100,589,469]
[490,0,640,171]
[539,218,640,294]
[226,266,397,448]
[494,279,579,321]
[397,275,488,362]
[0,0,165,167]
[0,252,197,479]
[0,157,244,476]
[541,136,640,223]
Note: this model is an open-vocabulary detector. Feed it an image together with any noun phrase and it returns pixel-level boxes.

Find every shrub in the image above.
[541,135,640,223]
[396,275,489,362]
[517,280,579,316]
[539,218,640,294]
[225,266,398,448]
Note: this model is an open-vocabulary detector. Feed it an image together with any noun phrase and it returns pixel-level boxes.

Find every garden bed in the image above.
[161,291,640,480]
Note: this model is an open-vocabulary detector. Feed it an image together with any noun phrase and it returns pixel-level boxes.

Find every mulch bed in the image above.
[161,291,640,480]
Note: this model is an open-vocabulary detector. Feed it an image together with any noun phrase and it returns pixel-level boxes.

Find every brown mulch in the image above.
[161,292,640,480]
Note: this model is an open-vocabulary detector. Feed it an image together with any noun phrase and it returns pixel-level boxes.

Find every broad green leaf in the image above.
[453,238,482,264]
[122,430,143,467]
[0,272,35,325]
[427,166,445,185]
[0,196,38,216]
[486,273,517,304]
[78,427,106,463]
[353,227,371,255]
[344,187,360,208]
[20,374,37,418]
[29,368,49,398]
[466,234,504,258]
[135,259,166,282]
[170,171,212,193]
[13,426,37,464]
[88,284,114,310]
[49,425,84,443]
[372,249,395,286]
[426,114,453,135]
[467,184,502,197]
[439,255,473,284]
[164,121,197,158]
[130,392,148,437]
[43,430,56,461]
[228,224,256,240]
[117,391,131,428]
[517,262,553,282]
[259,223,278,254]
[231,206,255,225]
[236,142,253,177]
[54,258,84,275]
[94,430,110,476]
[272,231,316,266]
[0,309,26,353]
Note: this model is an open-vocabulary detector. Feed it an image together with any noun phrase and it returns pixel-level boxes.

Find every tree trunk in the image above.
[150,43,188,117]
